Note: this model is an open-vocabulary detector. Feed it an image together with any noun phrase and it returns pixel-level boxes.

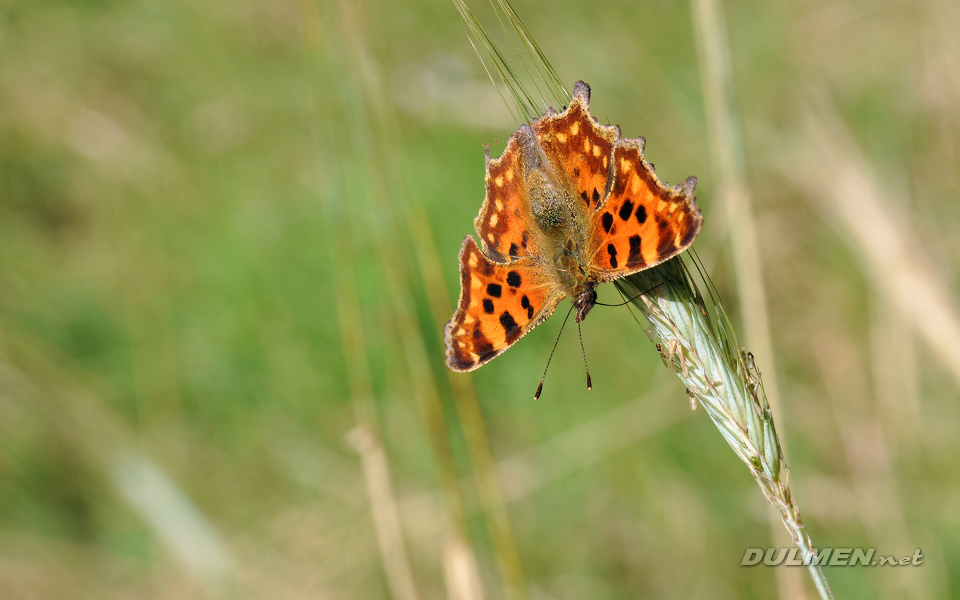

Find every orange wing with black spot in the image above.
[474,126,544,262]
[586,137,701,281]
[444,237,565,372]
[532,81,620,215]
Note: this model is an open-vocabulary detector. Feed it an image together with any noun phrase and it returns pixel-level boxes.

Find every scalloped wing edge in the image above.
[444,236,565,372]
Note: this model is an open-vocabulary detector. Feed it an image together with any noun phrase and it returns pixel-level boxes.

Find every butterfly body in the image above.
[518,141,594,312]
[445,81,702,372]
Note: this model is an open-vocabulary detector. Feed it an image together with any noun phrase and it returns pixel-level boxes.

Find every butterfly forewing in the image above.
[474,129,544,262]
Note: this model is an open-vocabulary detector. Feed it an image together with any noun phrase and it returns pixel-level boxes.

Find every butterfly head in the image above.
[573,281,598,323]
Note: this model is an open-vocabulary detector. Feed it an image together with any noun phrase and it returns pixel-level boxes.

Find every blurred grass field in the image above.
[2,0,960,598]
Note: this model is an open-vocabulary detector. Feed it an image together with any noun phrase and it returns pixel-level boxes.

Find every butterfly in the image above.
[444,81,702,373]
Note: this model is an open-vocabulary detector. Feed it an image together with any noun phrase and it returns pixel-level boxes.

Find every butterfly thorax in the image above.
[528,169,598,322]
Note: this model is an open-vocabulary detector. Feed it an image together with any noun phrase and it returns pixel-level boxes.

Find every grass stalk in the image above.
[454,1,832,597]
[689,0,809,596]
[617,259,832,600]
[317,1,532,597]
[781,95,960,392]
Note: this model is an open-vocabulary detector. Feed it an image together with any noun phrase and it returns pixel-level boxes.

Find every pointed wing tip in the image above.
[516,123,540,171]
[458,234,477,257]
[572,80,591,105]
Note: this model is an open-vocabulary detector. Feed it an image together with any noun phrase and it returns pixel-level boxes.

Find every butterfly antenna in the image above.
[594,282,665,307]
[535,305,574,400]
[577,319,592,391]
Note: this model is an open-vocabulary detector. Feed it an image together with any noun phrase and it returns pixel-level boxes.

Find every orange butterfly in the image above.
[444,81,702,373]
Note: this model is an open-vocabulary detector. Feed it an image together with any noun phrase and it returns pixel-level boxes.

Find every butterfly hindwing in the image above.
[586,137,701,281]
[444,236,565,372]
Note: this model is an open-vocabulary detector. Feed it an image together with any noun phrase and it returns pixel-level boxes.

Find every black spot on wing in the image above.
[487,283,502,298]
[449,354,474,371]
[592,188,600,204]
[627,235,644,267]
[619,199,635,221]
[509,243,520,258]
[475,341,497,363]
[657,233,678,257]
[580,190,590,206]
[506,271,521,288]
[482,298,494,314]
[601,212,613,233]
[635,205,647,224]
[479,258,493,276]
[521,295,533,319]
[607,243,618,268]
[500,311,520,340]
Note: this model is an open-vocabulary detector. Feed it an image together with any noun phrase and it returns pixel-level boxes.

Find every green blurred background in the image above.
[2,0,959,598]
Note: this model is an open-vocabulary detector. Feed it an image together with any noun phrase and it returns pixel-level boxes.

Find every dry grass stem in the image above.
[326,1,527,597]
[346,426,422,600]
[690,0,806,595]
[781,95,960,393]
[618,260,833,599]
